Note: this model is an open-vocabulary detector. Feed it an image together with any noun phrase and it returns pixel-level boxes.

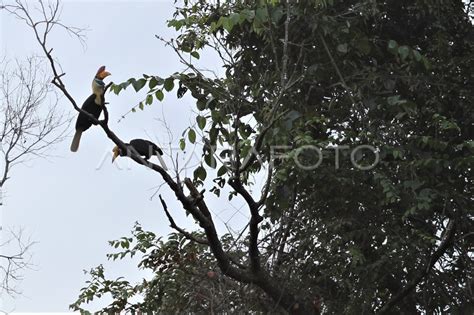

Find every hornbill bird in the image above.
[112,139,168,170]
[70,66,111,152]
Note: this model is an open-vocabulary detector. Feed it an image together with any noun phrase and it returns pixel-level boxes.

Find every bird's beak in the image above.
[98,71,111,79]
[112,147,119,163]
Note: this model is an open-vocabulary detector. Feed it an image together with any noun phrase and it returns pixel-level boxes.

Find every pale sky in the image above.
[1,0,250,312]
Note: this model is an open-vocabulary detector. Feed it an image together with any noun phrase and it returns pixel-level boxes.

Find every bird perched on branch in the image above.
[112,139,167,170]
[70,66,111,152]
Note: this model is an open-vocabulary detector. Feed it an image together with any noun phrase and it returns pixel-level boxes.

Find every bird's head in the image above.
[112,145,120,163]
[95,66,111,80]
[92,66,111,97]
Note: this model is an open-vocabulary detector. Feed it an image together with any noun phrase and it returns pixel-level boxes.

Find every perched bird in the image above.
[112,139,167,170]
[70,66,111,152]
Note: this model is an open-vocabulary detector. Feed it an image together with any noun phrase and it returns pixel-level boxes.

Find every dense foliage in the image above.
[72,0,473,313]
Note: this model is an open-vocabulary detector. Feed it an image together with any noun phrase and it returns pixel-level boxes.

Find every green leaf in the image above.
[255,7,269,23]
[388,40,398,50]
[398,46,410,61]
[149,77,159,89]
[138,102,144,110]
[392,149,402,159]
[153,76,165,85]
[211,110,221,123]
[222,17,233,32]
[387,95,404,106]
[177,83,188,98]
[179,138,186,151]
[229,13,240,25]
[413,50,422,61]
[206,97,217,109]
[217,165,227,177]
[271,7,284,24]
[167,19,184,30]
[210,21,219,33]
[112,84,122,95]
[145,94,153,105]
[196,99,206,111]
[194,165,207,181]
[120,81,131,90]
[422,56,431,70]
[155,90,164,101]
[132,78,147,92]
[196,115,206,130]
[215,16,225,28]
[188,128,196,144]
[209,127,218,145]
[239,125,252,139]
[337,43,348,54]
[240,9,255,22]
[355,37,371,54]
[164,78,175,92]
[191,51,200,59]
[204,153,217,168]
[284,110,302,129]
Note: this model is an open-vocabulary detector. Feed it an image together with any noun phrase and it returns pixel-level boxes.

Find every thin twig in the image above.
[159,194,209,245]
[318,32,358,107]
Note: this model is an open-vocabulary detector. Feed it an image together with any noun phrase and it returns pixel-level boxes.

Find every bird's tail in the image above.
[155,151,168,171]
[70,130,83,152]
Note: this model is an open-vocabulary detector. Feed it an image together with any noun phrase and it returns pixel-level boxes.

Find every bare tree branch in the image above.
[159,194,209,245]
[0,56,70,188]
[0,228,36,295]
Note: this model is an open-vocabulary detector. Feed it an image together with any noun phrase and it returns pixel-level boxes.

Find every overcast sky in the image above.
[0,0,250,312]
